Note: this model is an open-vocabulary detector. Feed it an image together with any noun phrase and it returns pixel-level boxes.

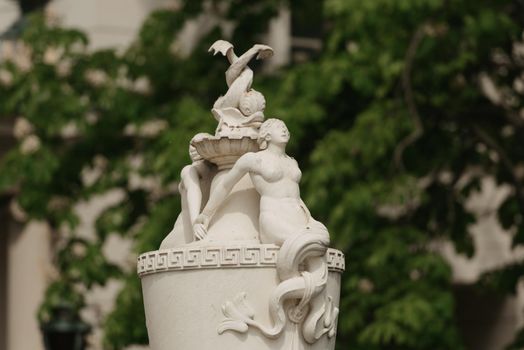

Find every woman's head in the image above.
[257,118,290,149]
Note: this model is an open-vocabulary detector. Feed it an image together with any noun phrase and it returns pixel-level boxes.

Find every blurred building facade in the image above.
[0,1,523,350]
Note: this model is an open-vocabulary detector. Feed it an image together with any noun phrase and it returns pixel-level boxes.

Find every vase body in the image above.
[138,245,344,350]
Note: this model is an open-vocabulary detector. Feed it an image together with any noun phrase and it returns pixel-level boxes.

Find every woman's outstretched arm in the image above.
[193,153,258,239]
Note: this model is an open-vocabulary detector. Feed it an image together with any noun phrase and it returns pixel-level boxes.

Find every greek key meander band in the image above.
[137,245,345,276]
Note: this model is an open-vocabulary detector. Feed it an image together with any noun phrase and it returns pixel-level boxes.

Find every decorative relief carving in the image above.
[137,246,344,276]
[218,292,340,343]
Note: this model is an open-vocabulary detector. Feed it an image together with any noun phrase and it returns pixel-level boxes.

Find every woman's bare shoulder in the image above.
[236,152,262,170]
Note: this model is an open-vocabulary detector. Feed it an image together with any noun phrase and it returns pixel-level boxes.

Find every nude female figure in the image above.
[193,118,327,243]
[194,119,335,343]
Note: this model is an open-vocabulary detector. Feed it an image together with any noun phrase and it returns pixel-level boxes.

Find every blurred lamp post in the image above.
[40,304,91,350]
[16,0,51,15]
[0,0,50,42]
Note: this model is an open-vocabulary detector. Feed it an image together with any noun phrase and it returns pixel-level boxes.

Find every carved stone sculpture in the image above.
[210,40,271,138]
[138,40,345,350]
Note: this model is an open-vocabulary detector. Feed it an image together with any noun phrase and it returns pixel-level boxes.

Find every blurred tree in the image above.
[0,0,523,349]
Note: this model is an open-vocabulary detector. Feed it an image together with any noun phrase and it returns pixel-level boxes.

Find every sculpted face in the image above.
[265,120,290,145]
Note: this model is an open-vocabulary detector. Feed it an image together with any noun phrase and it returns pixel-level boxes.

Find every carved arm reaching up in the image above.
[193,153,257,240]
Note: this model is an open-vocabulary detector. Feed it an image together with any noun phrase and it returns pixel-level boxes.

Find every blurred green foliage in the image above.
[0,0,523,349]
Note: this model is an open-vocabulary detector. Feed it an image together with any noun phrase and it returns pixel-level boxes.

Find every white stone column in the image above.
[0,0,19,34]
[7,221,52,350]
[264,6,291,71]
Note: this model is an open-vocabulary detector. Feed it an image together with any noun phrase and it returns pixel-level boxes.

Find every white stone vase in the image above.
[138,245,344,350]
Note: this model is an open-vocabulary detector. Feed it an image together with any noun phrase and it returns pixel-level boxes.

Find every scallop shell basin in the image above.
[192,136,260,170]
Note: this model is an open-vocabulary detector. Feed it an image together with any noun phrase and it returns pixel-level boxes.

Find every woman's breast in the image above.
[257,167,283,182]
[254,161,301,184]
[287,166,302,182]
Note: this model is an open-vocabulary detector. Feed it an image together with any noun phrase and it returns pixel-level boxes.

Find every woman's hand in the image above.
[193,214,210,241]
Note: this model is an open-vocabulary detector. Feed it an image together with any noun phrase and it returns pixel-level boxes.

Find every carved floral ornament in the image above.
[138,40,344,350]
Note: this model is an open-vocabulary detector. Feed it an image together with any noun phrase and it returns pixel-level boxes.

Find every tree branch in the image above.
[394,25,427,170]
